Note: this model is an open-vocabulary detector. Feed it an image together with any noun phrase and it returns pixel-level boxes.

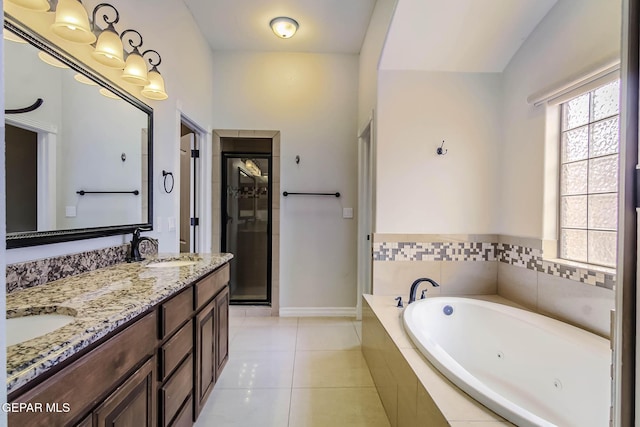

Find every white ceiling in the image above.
[182,0,377,54]
[379,0,557,72]
[182,0,557,71]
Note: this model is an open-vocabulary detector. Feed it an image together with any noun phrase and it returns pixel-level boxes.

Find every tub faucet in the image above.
[128,227,156,262]
[409,278,440,304]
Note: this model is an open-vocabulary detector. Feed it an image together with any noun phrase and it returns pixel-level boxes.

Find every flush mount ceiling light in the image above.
[269,17,299,39]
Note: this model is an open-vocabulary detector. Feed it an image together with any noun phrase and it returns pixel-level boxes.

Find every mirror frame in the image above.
[4,15,154,249]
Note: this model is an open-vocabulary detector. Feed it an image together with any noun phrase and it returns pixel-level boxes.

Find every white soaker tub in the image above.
[403,297,610,427]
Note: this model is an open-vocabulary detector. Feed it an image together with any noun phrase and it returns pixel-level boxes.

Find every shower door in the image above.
[221,154,272,305]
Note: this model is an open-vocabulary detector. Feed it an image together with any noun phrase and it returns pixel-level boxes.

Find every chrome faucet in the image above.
[128,227,156,262]
[408,278,440,304]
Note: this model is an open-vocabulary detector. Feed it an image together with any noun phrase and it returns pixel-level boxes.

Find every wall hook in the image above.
[437,140,448,155]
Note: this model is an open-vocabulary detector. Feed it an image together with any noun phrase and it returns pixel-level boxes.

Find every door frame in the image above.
[177,112,210,253]
[221,152,273,305]
[357,112,375,320]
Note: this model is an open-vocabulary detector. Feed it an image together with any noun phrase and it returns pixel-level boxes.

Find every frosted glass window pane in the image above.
[563,93,590,130]
[562,126,588,163]
[561,161,588,195]
[592,80,620,121]
[588,155,618,193]
[590,117,619,157]
[561,196,587,228]
[560,229,587,262]
[588,194,618,230]
[588,230,617,267]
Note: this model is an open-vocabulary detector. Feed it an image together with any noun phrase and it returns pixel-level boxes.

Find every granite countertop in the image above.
[6,252,233,395]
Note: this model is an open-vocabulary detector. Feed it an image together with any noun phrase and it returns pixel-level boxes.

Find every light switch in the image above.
[156,216,164,232]
[167,216,176,231]
[343,208,353,219]
[65,206,76,217]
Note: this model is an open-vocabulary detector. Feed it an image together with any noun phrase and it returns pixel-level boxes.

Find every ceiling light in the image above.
[244,159,262,177]
[74,73,98,85]
[6,0,50,12]
[50,0,96,44]
[92,25,125,68]
[38,51,69,68]
[269,17,299,39]
[121,30,149,85]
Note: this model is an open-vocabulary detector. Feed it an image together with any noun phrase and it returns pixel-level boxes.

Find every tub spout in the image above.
[408,278,440,304]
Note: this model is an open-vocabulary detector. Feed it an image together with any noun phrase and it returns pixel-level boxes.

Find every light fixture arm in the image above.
[142,49,162,70]
[91,3,120,33]
[121,29,143,55]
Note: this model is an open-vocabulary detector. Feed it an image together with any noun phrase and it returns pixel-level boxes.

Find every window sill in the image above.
[542,257,616,276]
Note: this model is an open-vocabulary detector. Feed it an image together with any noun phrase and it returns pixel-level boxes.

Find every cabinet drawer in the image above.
[169,395,193,427]
[160,287,194,339]
[160,356,193,427]
[9,312,156,427]
[195,264,229,311]
[159,321,193,382]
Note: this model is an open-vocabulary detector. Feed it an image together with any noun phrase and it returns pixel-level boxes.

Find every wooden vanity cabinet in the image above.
[8,263,230,427]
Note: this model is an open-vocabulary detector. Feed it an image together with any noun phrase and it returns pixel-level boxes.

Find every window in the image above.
[559,79,620,268]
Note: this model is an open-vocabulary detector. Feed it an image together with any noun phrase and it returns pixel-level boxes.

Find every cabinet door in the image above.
[215,286,229,379]
[93,357,156,427]
[194,300,216,419]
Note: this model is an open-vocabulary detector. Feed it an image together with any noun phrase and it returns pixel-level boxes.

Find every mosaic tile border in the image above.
[373,242,497,262]
[6,241,158,294]
[373,238,616,290]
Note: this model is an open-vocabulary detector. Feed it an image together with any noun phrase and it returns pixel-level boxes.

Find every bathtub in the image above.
[402,297,610,427]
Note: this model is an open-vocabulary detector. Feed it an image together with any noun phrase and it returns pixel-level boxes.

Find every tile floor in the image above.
[194,316,390,427]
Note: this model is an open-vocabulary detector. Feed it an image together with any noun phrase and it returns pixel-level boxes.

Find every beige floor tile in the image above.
[289,387,390,427]
[296,324,360,351]
[216,351,295,389]
[293,350,374,388]
[298,317,356,326]
[194,388,291,427]
[229,316,246,327]
[231,325,298,352]
[243,316,299,327]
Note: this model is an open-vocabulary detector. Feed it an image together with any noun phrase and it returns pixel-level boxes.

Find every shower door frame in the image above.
[221,152,273,306]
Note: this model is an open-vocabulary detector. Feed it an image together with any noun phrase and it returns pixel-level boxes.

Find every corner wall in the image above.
[210,52,359,311]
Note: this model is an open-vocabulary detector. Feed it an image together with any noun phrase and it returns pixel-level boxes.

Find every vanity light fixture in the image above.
[50,0,96,44]
[3,28,27,43]
[7,0,50,12]
[38,51,69,68]
[269,16,299,39]
[12,0,169,100]
[99,87,120,99]
[140,50,168,100]
[74,73,98,85]
[121,30,149,85]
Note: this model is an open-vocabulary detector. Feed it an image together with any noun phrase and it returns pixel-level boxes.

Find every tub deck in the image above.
[362,294,519,426]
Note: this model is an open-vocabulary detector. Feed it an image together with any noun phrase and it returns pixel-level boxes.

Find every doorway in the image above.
[180,122,198,252]
[221,153,272,304]
[357,116,374,319]
[5,124,37,233]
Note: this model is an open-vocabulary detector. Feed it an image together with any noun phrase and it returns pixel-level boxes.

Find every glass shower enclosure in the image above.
[221,154,272,305]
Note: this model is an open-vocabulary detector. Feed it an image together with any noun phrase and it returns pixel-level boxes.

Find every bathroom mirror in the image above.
[4,18,153,248]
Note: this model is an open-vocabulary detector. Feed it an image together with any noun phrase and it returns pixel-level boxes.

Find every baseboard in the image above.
[279,307,357,317]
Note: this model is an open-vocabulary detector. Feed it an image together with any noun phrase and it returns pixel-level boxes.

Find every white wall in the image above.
[358,0,397,131]
[376,70,502,233]
[5,0,216,263]
[211,52,359,309]
[499,0,622,238]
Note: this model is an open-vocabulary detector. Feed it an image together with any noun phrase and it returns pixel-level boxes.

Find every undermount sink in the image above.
[146,260,198,268]
[6,314,76,346]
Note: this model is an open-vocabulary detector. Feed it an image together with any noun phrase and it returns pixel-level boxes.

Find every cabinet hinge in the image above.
[191,217,199,226]
[191,149,200,158]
